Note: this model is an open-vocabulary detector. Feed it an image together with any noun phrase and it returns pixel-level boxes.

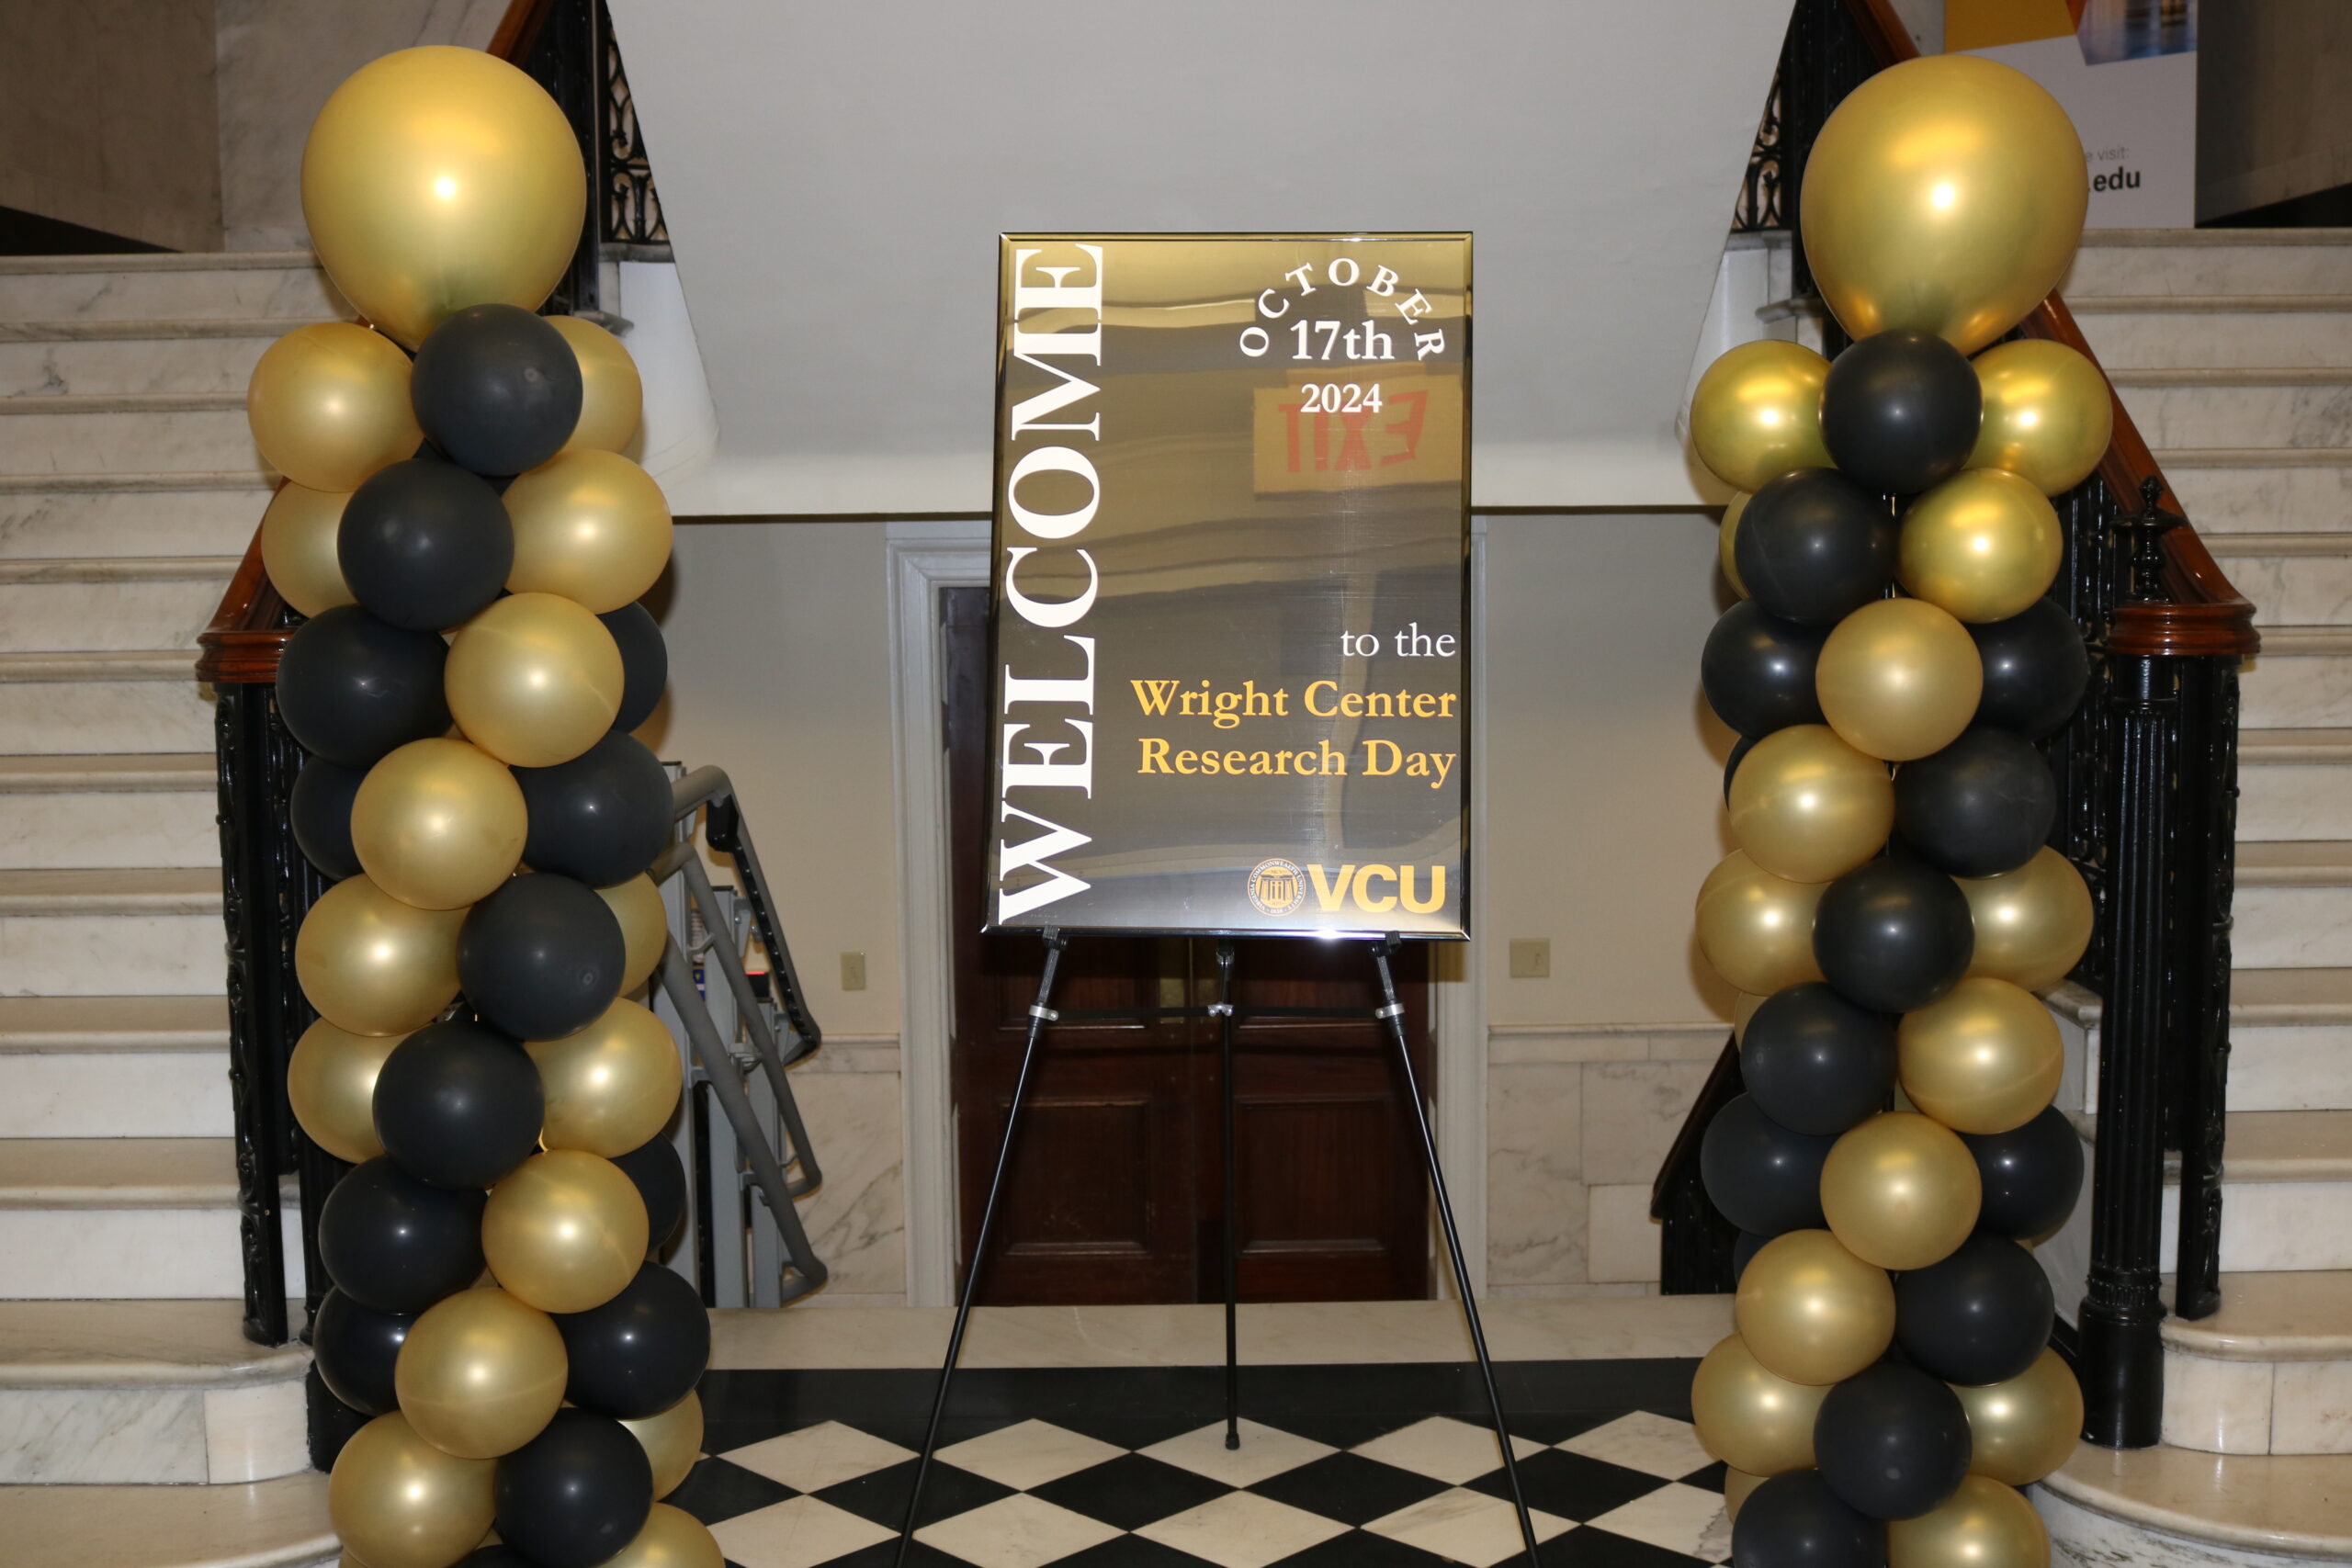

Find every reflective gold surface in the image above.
[1887,1472,2051,1568]
[551,316,646,456]
[446,592,625,769]
[1696,850,1827,997]
[503,450,673,614]
[1822,1111,1982,1271]
[1735,1229,1894,1387]
[526,998,683,1157]
[259,481,355,619]
[1960,848,2095,993]
[1954,1348,2082,1486]
[1691,1333,1828,1476]
[1898,468,2064,625]
[1816,598,1984,762]
[622,1392,704,1499]
[294,874,464,1037]
[326,1411,495,1568]
[482,1150,649,1314]
[287,1019,404,1165]
[350,738,526,912]
[598,874,668,995]
[1970,340,2113,496]
[245,323,420,494]
[1897,976,2064,1135]
[1690,341,1834,494]
[1727,724,1895,885]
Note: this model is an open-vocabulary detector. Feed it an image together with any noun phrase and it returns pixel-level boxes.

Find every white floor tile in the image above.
[707,1495,897,1568]
[1363,1487,1574,1567]
[1132,1491,1350,1568]
[1141,1419,1335,1487]
[936,1418,1125,1491]
[1350,1416,1546,1486]
[915,1493,1122,1568]
[1587,1482,1733,1559]
[722,1420,915,1492]
[1559,1411,1714,1480]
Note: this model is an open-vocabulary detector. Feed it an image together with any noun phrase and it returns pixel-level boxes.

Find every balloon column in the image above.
[1688,55,2101,1568]
[250,47,711,1568]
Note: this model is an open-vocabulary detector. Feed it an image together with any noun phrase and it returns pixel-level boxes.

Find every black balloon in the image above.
[1733,469,1898,626]
[1814,1361,1973,1520]
[336,458,514,631]
[1968,598,2090,740]
[1733,1229,1770,1284]
[1820,330,1984,495]
[1740,983,1897,1136]
[276,604,452,770]
[1733,1470,1886,1568]
[290,757,365,880]
[458,874,627,1041]
[600,603,668,735]
[1894,728,2057,879]
[1894,1233,2055,1386]
[412,304,584,477]
[516,733,672,888]
[613,1134,687,1255]
[316,1156,486,1314]
[372,1021,545,1190]
[1963,1106,2085,1240]
[1815,858,1975,1013]
[311,1286,414,1416]
[495,1408,654,1568]
[556,1263,709,1419]
[1702,602,1829,739]
[1701,1093,1833,1237]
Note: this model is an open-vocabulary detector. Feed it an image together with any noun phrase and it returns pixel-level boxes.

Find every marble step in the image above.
[2240,627,2352,730]
[0,652,216,755]
[0,321,304,399]
[0,995,230,1053]
[0,1138,286,1300]
[2141,1112,2352,1275]
[0,753,218,871]
[2164,448,2352,536]
[0,250,345,324]
[0,1301,308,1483]
[0,867,227,998]
[0,472,272,560]
[2037,1445,2352,1567]
[2072,294,2352,369]
[2057,968,2352,1115]
[2237,841,2352,970]
[2163,1271,2352,1456]
[0,558,237,653]
[0,1470,335,1568]
[2208,535,2352,627]
[2239,729,2352,843]
[0,997,231,1138]
[2059,228,2352,297]
[0,393,261,477]
[2109,368,2352,451]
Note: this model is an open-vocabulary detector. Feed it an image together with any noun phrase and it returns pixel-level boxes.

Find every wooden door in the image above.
[943,586,1430,1305]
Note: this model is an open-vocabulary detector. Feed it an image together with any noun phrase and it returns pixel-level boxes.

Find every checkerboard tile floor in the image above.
[672,1361,1727,1568]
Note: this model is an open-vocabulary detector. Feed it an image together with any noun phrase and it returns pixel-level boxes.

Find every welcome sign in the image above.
[987,234,1471,937]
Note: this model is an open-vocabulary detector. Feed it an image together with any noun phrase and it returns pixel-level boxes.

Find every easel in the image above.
[894,928,1542,1564]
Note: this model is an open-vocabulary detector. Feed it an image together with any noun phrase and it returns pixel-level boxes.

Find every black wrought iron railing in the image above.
[1659,0,2256,1451]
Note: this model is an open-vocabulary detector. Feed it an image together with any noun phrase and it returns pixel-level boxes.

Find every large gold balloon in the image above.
[1802,54,2087,355]
[1954,1348,2083,1486]
[1690,1334,1828,1476]
[1816,598,1984,762]
[483,1150,650,1314]
[351,739,527,911]
[447,592,625,768]
[1720,492,1750,598]
[1960,849,2094,993]
[599,1506,725,1568]
[394,1288,568,1460]
[1898,977,2064,1135]
[260,481,356,618]
[1822,1111,1983,1271]
[503,450,673,614]
[599,874,669,995]
[1735,1229,1895,1387]
[526,998,684,1157]
[1728,725,1894,885]
[1888,1473,2051,1568]
[622,1391,704,1499]
[1690,341,1834,493]
[550,317,645,456]
[1970,341,2113,496]
[246,323,422,493]
[301,47,586,349]
[288,1019,405,1164]
[1695,851,1826,997]
[1898,469,2064,626]
[1723,1467,1768,1523]
[328,1411,495,1568]
[296,874,464,1036]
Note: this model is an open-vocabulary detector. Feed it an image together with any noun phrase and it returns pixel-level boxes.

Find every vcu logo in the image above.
[1250,861,1449,916]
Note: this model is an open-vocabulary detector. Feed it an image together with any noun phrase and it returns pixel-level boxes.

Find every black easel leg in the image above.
[1373,937,1542,1563]
[1215,939,1239,1450]
[895,928,1069,1562]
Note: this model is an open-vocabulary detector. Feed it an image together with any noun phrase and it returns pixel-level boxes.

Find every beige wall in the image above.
[2199,1,2352,221]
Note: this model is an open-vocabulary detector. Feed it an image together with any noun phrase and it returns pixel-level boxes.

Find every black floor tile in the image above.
[1246,1452,1453,1527]
[1280,1529,1456,1565]
[1681,1460,1728,1494]
[819,1538,967,1568]
[1469,1448,1671,1523]
[1053,1535,1213,1566]
[1271,1408,1430,1450]
[1028,1452,1234,1531]
[1551,1524,1724,1568]
[812,1458,1018,1530]
[664,1456,799,1525]
[1508,1408,1626,1445]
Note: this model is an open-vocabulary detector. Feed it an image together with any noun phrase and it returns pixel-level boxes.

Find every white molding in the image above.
[1429,518,1490,1294]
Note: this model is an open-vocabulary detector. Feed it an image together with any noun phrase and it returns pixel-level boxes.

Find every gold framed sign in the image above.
[987,234,1471,938]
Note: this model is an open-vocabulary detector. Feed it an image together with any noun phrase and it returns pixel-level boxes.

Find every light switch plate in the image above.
[840,952,867,991]
[1508,939,1550,979]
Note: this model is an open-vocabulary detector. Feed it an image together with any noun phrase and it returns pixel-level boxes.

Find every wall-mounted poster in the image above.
[1947,0,2198,228]
[987,234,1472,939]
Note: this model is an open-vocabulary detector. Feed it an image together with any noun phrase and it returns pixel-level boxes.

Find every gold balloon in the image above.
[599,874,669,995]
[1695,851,1826,997]
[1728,725,1894,884]
[1970,341,2113,496]
[483,1150,650,1314]
[1898,977,2064,1135]
[503,450,673,614]
[1954,1348,2083,1486]
[526,998,684,1157]
[550,317,645,456]
[260,481,356,618]
[1899,469,2064,625]
[1735,1229,1895,1387]
[1720,492,1750,598]
[1690,341,1834,494]
[621,1391,704,1499]
[246,323,422,493]
[1816,598,1984,762]
[1723,1467,1768,1523]
[327,1411,495,1568]
[1960,848,2094,993]
[599,1506,725,1568]
[1802,54,2087,355]
[301,47,586,349]
[288,1019,405,1164]
[1822,1111,1983,1271]
[447,592,625,768]
[351,739,527,911]
[1888,1473,2051,1568]
[1690,1334,1828,1476]
[296,874,464,1036]
[394,1288,568,1460]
